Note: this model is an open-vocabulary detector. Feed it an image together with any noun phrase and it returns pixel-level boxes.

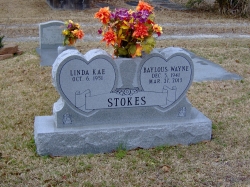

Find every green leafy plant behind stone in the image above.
[0,36,4,48]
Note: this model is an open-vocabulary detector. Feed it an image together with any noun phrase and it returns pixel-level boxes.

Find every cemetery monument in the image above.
[34,48,212,156]
[34,1,212,156]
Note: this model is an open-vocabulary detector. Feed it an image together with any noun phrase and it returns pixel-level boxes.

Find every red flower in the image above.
[102,28,117,46]
[133,23,148,39]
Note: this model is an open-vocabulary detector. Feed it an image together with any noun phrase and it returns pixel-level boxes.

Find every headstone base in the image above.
[34,107,212,156]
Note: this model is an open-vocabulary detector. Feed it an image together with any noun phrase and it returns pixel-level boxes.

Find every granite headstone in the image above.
[34,48,212,156]
[36,20,75,66]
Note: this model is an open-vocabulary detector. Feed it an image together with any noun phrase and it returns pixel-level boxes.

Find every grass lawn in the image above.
[1,0,250,186]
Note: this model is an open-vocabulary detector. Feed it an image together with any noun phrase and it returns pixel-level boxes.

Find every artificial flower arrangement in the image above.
[94,0,163,58]
[62,20,84,46]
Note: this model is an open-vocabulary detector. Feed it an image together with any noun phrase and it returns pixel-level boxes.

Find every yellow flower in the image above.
[153,24,163,36]
[75,23,80,29]
[62,29,69,36]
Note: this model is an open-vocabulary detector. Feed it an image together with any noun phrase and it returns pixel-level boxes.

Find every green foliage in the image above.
[0,35,4,48]
[186,0,250,16]
[26,138,36,153]
[142,36,156,54]
[115,143,127,159]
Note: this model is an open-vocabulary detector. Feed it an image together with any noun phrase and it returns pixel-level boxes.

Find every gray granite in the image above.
[34,47,212,156]
[34,107,212,156]
[158,47,242,82]
[52,48,194,127]
[183,49,242,82]
[36,20,76,66]
[38,21,64,49]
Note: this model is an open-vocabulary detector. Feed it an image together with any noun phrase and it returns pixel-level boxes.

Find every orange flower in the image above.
[133,23,148,39]
[72,30,84,39]
[94,7,111,24]
[102,28,117,46]
[136,0,154,12]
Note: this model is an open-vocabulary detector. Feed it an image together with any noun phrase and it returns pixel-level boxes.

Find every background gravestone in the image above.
[34,48,212,156]
[36,20,75,66]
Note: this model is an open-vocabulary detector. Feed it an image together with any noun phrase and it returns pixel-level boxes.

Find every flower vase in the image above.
[114,57,141,95]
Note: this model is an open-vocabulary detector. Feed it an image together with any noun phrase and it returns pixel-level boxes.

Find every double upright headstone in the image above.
[34,48,212,156]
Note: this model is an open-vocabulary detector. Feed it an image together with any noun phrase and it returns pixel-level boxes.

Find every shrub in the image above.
[186,0,250,16]
[0,36,4,48]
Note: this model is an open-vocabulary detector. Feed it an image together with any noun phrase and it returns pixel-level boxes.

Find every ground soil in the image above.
[0,0,250,41]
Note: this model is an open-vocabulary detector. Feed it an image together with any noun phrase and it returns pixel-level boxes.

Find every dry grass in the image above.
[1,0,250,186]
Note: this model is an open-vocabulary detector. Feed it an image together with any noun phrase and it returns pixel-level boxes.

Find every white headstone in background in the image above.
[36,20,75,66]
[39,21,64,49]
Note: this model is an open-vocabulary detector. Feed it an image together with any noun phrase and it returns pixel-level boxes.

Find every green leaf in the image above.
[142,44,153,54]
[128,45,136,56]
[148,13,155,21]
[146,36,156,46]
[142,37,156,54]
[117,47,128,56]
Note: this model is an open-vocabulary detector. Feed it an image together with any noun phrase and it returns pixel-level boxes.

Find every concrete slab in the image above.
[183,49,242,82]
[36,46,75,66]
[34,107,212,156]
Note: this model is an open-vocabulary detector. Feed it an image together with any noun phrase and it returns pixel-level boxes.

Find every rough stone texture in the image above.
[0,44,18,55]
[34,107,212,156]
[0,54,13,61]
[0,44,23,61]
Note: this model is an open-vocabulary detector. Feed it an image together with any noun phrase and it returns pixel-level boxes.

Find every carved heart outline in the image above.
[54,52,118,116]
[138,52,194,112]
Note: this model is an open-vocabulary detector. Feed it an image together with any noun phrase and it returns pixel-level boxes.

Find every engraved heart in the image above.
[52,48,193,115]
[139,50,194,112]
[52,49,117,115]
